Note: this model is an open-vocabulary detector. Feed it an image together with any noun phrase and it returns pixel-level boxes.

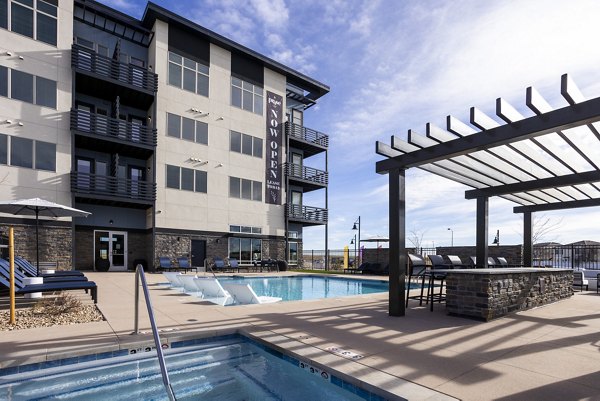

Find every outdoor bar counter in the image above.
[440,268,573,321]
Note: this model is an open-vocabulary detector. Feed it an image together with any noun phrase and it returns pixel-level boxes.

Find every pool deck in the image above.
[2,271,600,400]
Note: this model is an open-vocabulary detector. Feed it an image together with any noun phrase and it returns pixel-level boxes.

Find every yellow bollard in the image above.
[9,227,15,325]
[343,246,349,269]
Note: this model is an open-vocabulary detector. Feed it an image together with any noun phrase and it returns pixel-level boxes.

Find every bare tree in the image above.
[407,228,426,253]
[517,214,563,244]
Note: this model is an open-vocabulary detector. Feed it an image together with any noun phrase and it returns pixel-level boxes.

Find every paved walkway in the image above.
[2,271,600,400]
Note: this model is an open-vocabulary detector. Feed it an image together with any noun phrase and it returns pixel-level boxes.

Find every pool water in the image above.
[219,275,390,301]
[0,337,383,401]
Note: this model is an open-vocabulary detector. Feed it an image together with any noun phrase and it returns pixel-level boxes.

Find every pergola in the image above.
[375,74,600,317]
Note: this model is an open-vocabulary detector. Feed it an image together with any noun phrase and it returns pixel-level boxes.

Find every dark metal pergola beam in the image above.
[465,170,600,199]
[376,95,600,173]
[514,197,600,213]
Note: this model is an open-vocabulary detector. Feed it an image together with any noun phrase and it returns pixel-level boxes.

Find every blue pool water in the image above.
[219,275,390,301]
[0,336,387,400]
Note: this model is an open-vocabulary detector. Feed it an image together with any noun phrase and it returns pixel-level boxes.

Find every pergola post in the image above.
[523,211,533,266]
[476,196,489,268]
[389,168,405,316]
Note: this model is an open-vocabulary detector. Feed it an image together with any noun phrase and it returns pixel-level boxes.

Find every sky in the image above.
[101,0,600,250]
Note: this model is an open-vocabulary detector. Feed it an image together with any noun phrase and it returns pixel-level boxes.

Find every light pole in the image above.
[350,234,357,267]
[352,216,361,265]
[447,227,453,248]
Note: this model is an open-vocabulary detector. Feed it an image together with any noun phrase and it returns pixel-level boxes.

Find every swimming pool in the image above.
[219,275,390,301]
[0,335,389,400]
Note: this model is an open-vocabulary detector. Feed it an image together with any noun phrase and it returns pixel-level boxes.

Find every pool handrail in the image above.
[133,264,177,401]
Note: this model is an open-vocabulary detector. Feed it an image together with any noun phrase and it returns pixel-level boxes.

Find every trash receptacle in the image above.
[277,260,288,271]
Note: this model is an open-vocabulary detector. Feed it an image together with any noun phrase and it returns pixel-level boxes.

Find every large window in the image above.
[230,225,262,234]
[165,164,207,193]
[4,135,55,170]
[229,176,262,201]
[168,51,209,97]
[166,112,208,145]
[231,77,263,115]
[0,133,7,164]
[0,67,57,107]
[2,0,57,46]
[10,136,32,168]
[229,237,262,263]
[34,140,55,171]
[230,130,262,158]
[289,242,298,264]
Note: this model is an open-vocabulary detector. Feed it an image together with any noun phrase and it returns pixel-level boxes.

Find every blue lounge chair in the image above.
[14,257,85,277]
[159,257,176,271]
[212,257,228,272]
[228,258,240,272]
[176,257,193,273]
[0,259,88,283]
[0,261,98,303]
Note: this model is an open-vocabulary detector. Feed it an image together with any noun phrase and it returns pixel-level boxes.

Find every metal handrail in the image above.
[203,258,218,280]
[133,265,177,401]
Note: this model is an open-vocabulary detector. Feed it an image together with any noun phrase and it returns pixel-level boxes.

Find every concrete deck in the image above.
[2,271,600,400]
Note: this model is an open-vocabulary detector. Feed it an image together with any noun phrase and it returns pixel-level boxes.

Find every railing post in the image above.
[134,266,140,334]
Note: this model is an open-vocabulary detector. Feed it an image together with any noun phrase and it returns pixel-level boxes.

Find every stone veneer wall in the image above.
[1,222,72,270]
[445,269,573,321]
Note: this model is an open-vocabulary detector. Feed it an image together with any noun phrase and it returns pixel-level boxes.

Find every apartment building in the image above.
[0,0,329,271]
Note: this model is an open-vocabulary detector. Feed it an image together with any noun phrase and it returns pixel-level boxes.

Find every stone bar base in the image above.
[445,268,574,321]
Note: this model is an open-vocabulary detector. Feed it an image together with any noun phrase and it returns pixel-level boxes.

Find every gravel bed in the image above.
[0,305,104,331]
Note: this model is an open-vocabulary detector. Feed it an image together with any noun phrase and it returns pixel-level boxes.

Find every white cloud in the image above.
[250,0,289,28]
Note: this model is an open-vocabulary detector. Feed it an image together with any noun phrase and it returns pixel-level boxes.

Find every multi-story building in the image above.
[0,0,329,271]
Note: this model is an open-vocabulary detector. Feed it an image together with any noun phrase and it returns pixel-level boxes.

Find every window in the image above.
[11,69,33,103]
[229,225,262,234]
[3,0,57,45]
[10,136,32,168]
[229,237,262,262]
[289,242,298,264]
[0,133,7,164]
[166,112,208,144]
[230,130,262,158]
[35,76,56,108]
[229,176,262,201]
[2,68,56,107]
[35,140,55,171]
[168,51,209,97]
[166,164,207,193]
[231,77,263,115]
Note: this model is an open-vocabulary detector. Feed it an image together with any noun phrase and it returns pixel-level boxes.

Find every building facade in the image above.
[0,0,329,271]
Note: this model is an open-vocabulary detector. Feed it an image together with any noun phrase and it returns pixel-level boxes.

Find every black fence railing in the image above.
[533,245,600,270]
[286,122,329,147]
[71,172,156,202]
[72,44,158,92]
[284,163,328,185]
[286,204,328,224]
[71,109,157,147]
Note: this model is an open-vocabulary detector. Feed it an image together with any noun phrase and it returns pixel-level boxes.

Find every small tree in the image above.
[407,228,426,254]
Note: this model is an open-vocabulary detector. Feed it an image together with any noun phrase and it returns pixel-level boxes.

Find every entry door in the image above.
[191,240,206,269]
[109,231,127,271]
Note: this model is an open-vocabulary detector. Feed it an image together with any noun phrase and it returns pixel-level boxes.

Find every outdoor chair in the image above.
[0,259,88,284]
[162,272,184,288]
[221,283,282,304]
[573,271,588,291]
[14,257,85,277]
[496,257,509,267]
[176,257,193,273]
[445,255,467,268]
[227,258,240,272]
[193,277,235,305]
[427,255,450,310]
[212,257,228,272]
[406,254,430,307]
[0,260,97,303]
[487,257,498,268]
[158,257,176,271]
[468,256,499,268]
[468,256,477,268]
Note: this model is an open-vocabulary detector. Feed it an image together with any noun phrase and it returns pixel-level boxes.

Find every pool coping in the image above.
[0,326,457,401]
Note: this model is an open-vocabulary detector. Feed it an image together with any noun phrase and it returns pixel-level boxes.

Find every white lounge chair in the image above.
[178,275,200,294]
[222,283,282,305]
[162,272,184,288]
[193,278,234,305]
[573,271,589,291]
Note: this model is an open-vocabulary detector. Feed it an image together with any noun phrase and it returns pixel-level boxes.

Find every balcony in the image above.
[286,122,328,157]
[72,44,157,108]
[71,172,156,207]
[71,109,156,157]
[286,204,328,226]
[284,163,328,192]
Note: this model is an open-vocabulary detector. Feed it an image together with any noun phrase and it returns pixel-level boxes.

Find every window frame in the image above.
[166,164,208,193]
[229,176,262,202]
[167,51,209,97]
[230,130,263,159]
[166,112,209,145]
[231,76,263,115]
[2,0,57,46]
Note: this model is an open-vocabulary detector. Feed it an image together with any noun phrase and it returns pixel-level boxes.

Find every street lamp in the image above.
[350,234,357,267]
[352,216,361,265]
[493,230,500,246]
[447,227,453,248]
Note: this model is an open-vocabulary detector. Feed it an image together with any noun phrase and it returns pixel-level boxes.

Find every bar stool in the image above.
[406,254,430,307]
[427,255,451,311]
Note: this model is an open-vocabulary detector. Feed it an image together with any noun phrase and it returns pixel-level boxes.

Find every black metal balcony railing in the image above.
[72,44,158,93]
[286,204,328,224]
[284,163,328,185]
[71,109,157,147]
[71,172,156,202]
[286,122,329,148]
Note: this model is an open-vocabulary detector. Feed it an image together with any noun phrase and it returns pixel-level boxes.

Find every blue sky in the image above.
[102,0,600,250]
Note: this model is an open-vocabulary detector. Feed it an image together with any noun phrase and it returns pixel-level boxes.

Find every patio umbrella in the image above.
[0,198,91,275]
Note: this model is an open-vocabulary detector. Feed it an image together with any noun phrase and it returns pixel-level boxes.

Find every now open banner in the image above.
[265,91,283,204]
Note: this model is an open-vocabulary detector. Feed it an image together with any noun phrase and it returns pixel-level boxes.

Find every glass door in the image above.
[93,230,127,271]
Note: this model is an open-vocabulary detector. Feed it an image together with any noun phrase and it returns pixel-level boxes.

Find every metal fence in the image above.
[533,244,600,270]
